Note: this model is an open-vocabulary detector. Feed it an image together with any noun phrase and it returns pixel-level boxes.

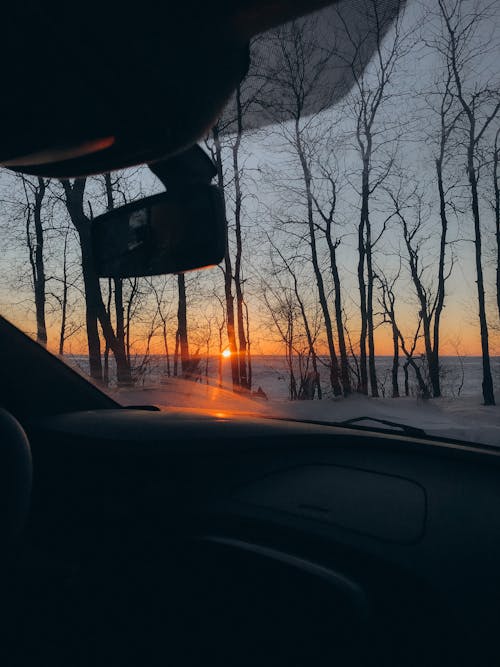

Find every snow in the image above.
[108,372,500,448]
[61,353,499,446]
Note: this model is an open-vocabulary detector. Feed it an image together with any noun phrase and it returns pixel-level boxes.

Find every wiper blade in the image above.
[337,416,427,439]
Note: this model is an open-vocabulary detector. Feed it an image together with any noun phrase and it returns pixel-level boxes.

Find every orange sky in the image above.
[41,317,491,358]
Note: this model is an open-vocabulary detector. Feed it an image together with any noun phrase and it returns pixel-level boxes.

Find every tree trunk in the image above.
[232,86,250,390]
[245,301,253,392]
[173,332,179,377]
[80,240,104,383]
[103,173,131,385]
[493,133,500,321]
[324,218,350,395]
[357,185,368,395]
[430,153,449,398]
[291,260,322,400]
[391,319,399,398]
[213,125,240,390]
[331,257,350,396]
[32,178,47,347]
[162,322,171,377]
[403,362,409,397]
[24,176,48,348]
[468,150,495,405]
[60,178,134,385]
[287,316,297,400]
[58,230,69,355]
[176,274,190,377]
[365,210,378,397]
[295,120,341,396]
[441,1,497,405]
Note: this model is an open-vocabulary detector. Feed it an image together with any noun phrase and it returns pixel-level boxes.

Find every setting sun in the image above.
[222,348,231,358]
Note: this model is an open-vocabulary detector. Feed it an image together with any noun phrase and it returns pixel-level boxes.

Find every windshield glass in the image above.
[0,0,499,446]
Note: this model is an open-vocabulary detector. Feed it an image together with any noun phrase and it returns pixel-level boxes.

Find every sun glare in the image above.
[222,348,231,358]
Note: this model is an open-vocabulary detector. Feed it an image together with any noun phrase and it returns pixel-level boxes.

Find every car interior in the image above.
[1,1,499,666]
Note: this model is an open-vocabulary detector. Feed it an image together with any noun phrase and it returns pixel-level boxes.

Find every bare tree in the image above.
[267,234,322,399]
[376,270,400,397]
[436,0,499,404]
[387,183,454,398]
[210,125,240,391]
[49,223,80,355]
[312,172,351,395]
[60,178,132,384]
[147,276,174,378]
[263,283,299,400]
[20,175,48,347]
[232,85,252,390]
[176,273,190,378]
[493,128,500,320]
[103,173,127,374]
[263,18,343,395]
[335,0,407,396]
[428,58,462,397]
[377,270,430,398]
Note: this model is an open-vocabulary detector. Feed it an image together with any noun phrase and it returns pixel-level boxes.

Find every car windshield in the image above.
[0,0,499,446]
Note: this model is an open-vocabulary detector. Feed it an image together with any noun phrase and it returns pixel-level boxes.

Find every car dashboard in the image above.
[4,407,499,666]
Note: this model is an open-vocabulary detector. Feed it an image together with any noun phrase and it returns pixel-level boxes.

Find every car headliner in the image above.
[0,0,403,177]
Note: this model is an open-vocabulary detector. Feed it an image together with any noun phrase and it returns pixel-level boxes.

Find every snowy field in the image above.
[61,354,500,448]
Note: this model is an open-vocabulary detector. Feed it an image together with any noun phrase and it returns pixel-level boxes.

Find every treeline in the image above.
[1,0,499,404]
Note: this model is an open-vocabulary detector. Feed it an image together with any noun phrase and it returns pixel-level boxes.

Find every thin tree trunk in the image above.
[177,274,190,377]
[287,315,297,400]
[365,218,378,397]
[125,277,138,366]
[80,248,103,382]
[330,248,350,396]
[398,331,430,399]
[468,151,495,405]
[104,173,131,385]
[58,229,69,356]
[33,178,47,347]
[162,322,171,377]
[441,0,497,405]
[23,176,48,348]
[357,156,369,395]
[295,120,341,396]
[213,125,240,390]
[270,238,322,400]
[430,155,450,397]
[61,177,134,385]
[360,143,378,397]
[244,300,252,391]
[218,320,224,388]
[391,318,399,398]
[494,131,500,321]
[173,332,179,377]
[358,217,368,393]
[103,278,112,385]
[403,362,409,396]
[232,86,249,390]
[323,204,350,395]
[292,267,322,400]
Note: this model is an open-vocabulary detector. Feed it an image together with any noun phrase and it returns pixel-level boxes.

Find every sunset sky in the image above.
[0,0,499,374]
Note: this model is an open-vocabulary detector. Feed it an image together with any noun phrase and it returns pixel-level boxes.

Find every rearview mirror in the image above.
[92,184,226,278]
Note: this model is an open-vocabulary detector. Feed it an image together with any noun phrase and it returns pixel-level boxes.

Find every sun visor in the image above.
[218,0,404,133]
[2,0,403,178]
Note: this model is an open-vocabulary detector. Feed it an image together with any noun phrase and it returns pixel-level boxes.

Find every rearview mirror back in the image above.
[91,185,226,278]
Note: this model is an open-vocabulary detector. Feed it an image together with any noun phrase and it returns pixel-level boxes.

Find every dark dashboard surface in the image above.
[14,408,500,665]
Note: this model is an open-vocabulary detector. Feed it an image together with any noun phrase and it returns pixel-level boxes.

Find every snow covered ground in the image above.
[63,354,500,447]
[103,355,500,448]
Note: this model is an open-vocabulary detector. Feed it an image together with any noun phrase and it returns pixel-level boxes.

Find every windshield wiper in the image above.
[337,416,426,439]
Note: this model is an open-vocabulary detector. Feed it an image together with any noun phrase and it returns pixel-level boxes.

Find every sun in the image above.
[222,348,231,358]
